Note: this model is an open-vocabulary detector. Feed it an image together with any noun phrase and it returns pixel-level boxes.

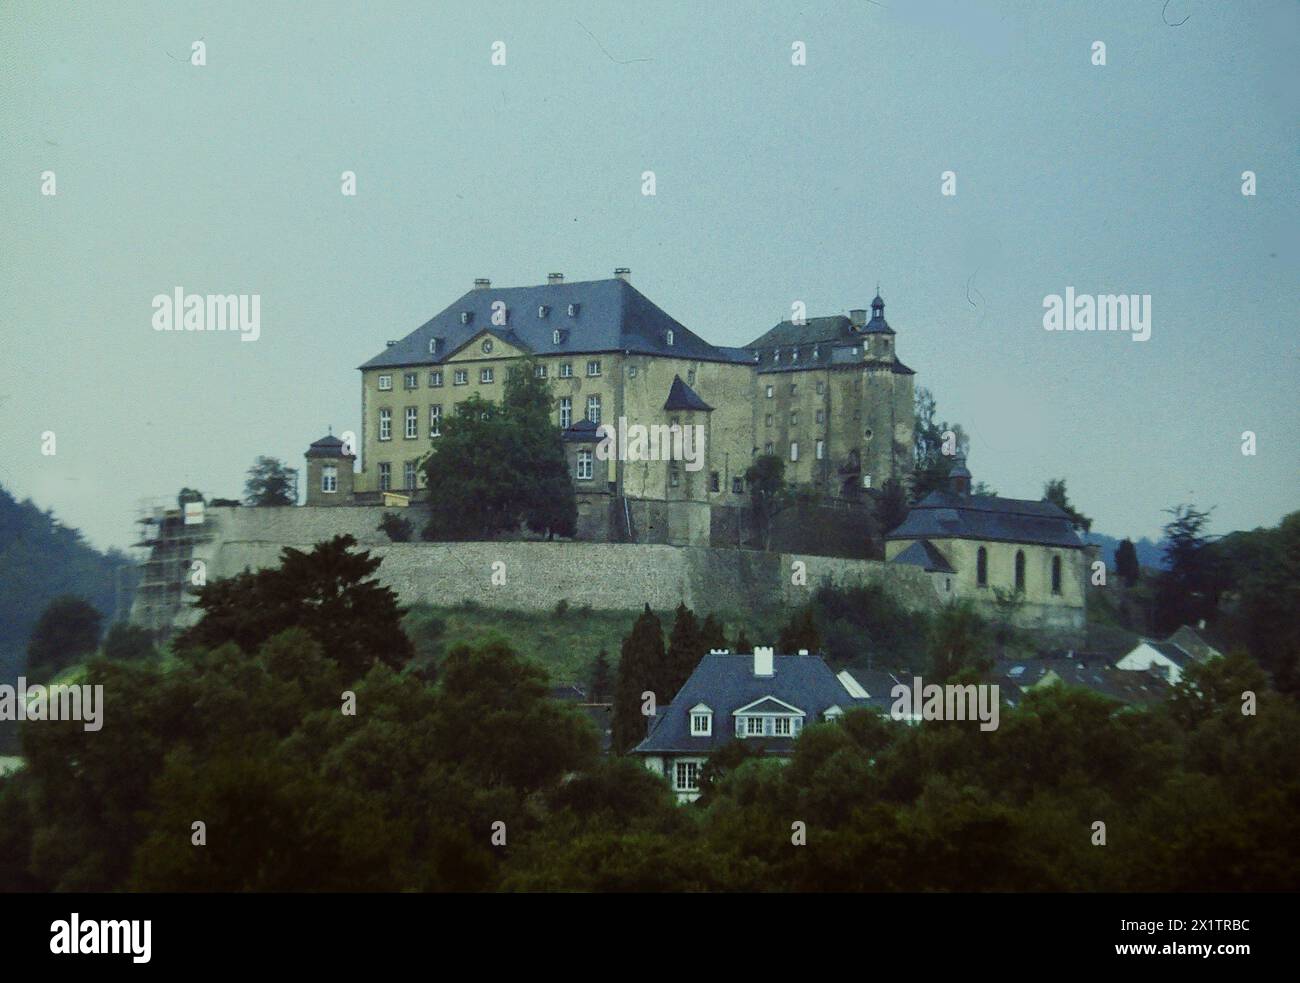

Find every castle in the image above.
[307,270,916,546]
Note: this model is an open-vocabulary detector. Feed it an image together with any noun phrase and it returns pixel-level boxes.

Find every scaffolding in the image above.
[130,499,214,639]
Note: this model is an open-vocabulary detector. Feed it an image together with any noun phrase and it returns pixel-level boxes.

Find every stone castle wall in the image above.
[151,506,940,630]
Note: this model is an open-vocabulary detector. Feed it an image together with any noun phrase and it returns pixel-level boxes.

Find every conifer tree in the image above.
[664,603,704,700]
[700,613,727,653]
[612,605,664,755]
[777,605,821,654]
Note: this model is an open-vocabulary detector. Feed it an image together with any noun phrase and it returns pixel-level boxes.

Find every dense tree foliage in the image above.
[1114,538,1140,586]
[1043,477,1092,533]
[25,596,103,683]
[911,387,969,501]
[611,606,665,755]
[243,456,298,506]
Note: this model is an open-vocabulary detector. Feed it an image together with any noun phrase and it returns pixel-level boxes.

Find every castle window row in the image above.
[976,547,1064,596]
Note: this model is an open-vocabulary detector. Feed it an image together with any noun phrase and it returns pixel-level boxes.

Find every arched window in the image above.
[1015,551,1026,592]
[1051,556,1062,595]
[976,547,988,587]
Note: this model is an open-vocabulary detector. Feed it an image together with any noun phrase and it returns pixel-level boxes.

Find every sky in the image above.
[1,0,1296,551]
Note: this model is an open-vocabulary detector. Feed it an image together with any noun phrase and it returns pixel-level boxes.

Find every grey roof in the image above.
[746,308,895,350]
[663,375,714,412]
[890,539,956,574]
[1166,626,1221,663]
[1145,640,1192,667]
[841,667,907,713]
[305,434,350,458]
[561,418,603,443]
[633,653,870,756]
[887,491,1086,549]
[992,656,1171,707]
[360,278,753,370]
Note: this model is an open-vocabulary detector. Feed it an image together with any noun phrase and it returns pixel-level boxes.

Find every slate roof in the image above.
[561,418,603,443]
[992,656,1171,707]
[663,375,714,412]
[1143,640,1193,668]
[890,539,956,574]
[305,434,350,458]
[887,491,1086,549]
[747,310,895,350]
[360,278,753,370]
[633,653,871,756]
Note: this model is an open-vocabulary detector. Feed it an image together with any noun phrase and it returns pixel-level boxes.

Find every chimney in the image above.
[753,646,774,678]
[473,278,491,290]
[849,309,868,328]
[547,273,564,286]
[614,267,631,282]
[385,340,397,347]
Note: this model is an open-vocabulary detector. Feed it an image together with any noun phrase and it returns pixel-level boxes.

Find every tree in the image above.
[744,453,788,549]
[243,457,298,506]
[732,627,753,654]
[589,649,612,703]
[876,478,910,534]
[612,606,665,754]
[1153,504,1217,634]
[1236,512,1300,693]
[378,512,413,542]
[1115,538,1140,587]
[176,534,413,680]
[1043,478,1092,533]
[26,596,103,680]
[664,604,704,700]
[422,362,576,541]
[778,605,821,654]
[699,613,727,653]
[101,623,156,662]
[926,599,990,682]
[177,488,204,508]
[911,387,969,501]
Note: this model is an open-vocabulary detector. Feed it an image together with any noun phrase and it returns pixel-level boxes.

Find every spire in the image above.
[948,453,971,496]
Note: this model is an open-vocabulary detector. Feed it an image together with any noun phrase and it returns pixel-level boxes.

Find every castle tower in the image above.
[304,431,356,506]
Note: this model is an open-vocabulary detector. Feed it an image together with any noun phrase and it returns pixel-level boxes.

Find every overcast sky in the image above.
[1,0,1296,551]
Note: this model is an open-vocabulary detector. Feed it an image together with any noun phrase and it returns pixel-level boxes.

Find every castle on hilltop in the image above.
[306,270,916,546]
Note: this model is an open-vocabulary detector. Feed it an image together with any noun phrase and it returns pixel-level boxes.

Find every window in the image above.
[405,407,418,439]
[1052,556,1062,595]
[560,363,573,378]
[460,311,471,324]
[559,397,572,428]
[673,761,700,792]
[403,372,418,390]
[576,449,593,480]
[792,348,799,362]
[429,337,441,355]
[765,441,774,455]
[454,369,468,385]
[587,360,601,377]
[429,404,442,437]
[481,339,494,354]
[321,465,337,493]
[765,385,773,398]
[378,374,392,391]
[790,411,798,426]
[480,367,494,384]
[534,364,547,378]
[687,370,695,384]
[538,305,549,318]
[745,716,764,736]
[815,439,825,460]
[977,547,988,587]
[666,329,674,346]
[790,383,798,396]
[379,408,392,441]
[404,460,417,490]
[816,380,825,394]
[378,462,391,491]
[587,394,601,425]
[773,349,780,363]
[553,328,562,345]
[1015,550,1026,592]
[765,414,773,427]
[709,472,720,493]
[690,711,712,736]
[790,442,798,462]
[732,476,743,494]
[816,409,825,424]
[774,717,792,736]
[429,370,443,388]
[567,303,579,317]
[669,467,680,487]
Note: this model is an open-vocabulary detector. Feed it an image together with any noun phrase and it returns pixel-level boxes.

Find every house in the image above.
[1116,626,1222,684]
[991,655,1171,707]
[886,454,1091,636]
[633,646,871,802]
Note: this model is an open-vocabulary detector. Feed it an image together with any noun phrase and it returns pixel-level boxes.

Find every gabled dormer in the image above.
[733,695,805,738]
[689,703,713,737]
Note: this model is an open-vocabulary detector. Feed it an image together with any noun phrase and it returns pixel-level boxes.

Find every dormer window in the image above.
[665,329,674,346]
[689,704,713,736]
[567,303,579,317]
[812,346,819,359]
[773,348,780,363]
[792,348,799,362]
[824,705,844,723]
[460,311,472,325]
[553,328,563,345]
[538,305,549,318]
[428,337,441,355]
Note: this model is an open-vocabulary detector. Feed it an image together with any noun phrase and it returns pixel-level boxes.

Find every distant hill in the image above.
[1086,531,1166,571]
[0,485,137,751]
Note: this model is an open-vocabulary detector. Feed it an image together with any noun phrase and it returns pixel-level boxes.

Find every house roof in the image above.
[360,277,753,370]
[663,374,714,412]
[890,539,956,574]
[633,653,870,756]
[561,418,604,443]
[887,491,1086,549]
[992,656,1171,707]
[305,434,351,459]
[746,310,895,350]
[1167,625,1222,663]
